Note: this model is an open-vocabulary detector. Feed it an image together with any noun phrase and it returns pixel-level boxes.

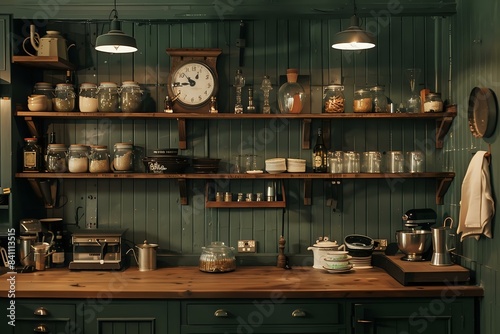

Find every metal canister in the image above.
[135,240,158,271]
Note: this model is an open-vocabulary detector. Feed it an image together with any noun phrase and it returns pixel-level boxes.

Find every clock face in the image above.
[171,61,216,107]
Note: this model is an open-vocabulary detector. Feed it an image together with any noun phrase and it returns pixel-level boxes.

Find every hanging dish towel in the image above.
[458,151,495,241]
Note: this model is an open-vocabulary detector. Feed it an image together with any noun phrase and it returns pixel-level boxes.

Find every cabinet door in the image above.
[84,300,175,334]
[0,14,10,82]
[352,299,474,334]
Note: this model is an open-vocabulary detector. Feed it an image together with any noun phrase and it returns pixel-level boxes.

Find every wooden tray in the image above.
[373,254,471,286]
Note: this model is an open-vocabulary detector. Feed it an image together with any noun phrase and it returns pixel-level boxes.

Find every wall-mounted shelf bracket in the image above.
[302,119,311,149]
[436,177,453,205]
[436,111,457,148]
[27,178,58,208]
[303,178,312,206]
[178,178,188,205]
[178,118,187,150]
[23,116,40,138]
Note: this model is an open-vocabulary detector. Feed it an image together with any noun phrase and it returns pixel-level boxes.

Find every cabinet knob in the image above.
[34,323,50,332]
[33,307,49,316]
[214,309,228,317]
[291,309,306,317]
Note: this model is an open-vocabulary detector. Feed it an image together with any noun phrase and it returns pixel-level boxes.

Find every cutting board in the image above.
[373,254,471,286]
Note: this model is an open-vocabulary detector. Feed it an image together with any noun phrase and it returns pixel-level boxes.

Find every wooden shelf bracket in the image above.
[436,177,453,205]
[178,178,188,205]
[178,118,187,150]
[436,111,457,149]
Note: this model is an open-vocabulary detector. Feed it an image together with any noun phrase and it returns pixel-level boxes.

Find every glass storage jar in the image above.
[424,92,443,112]
[370,85,388,113]
[33,82,54,111]
[97,82,119,112]
[323,85,345,113]
[353,89,372,113]
[68,144,89,173]
[53,83,75,111]
[89,145,110,173]
[23,137,42,172]
[199,241,236,273]
[278,69,305,114]
[46,144,67,173]
[79,83,98,112]
[120,81,142,112]
[113,142,134,172]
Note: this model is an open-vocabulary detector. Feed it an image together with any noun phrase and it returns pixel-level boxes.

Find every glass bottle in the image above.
[33,82,54,111]
[113,142,134,172]
[260,75,272,114]
[97,82,119,112]
[53,83,75,111]
[51,230,65,267]
[370,85,388,113]
[246,87,256,113]
[209,96,218,113]
[79,83,98,112]
[89,145,110,173]
[120,81,142,112]
[46,143,68,173]
[323,84,345,113]
[312,128,327,172]
[163,95,173,113]
[234,69,245,114]
[23,137,42,172]
[353,89,372,113]
[68,144,89,173]
[278,68,305,114]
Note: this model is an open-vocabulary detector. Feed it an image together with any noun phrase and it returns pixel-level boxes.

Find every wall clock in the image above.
[166,48,222,113]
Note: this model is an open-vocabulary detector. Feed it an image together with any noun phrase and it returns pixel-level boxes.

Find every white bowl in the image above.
[28,102,47,111]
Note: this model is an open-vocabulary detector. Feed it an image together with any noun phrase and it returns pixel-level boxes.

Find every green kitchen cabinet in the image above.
[351,298,475,334]
[84,300,179,334]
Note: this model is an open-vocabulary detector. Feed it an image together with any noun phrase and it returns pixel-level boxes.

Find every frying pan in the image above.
[468,87,498,138]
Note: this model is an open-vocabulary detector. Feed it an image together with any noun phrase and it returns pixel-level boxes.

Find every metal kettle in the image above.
[23,24,74,60]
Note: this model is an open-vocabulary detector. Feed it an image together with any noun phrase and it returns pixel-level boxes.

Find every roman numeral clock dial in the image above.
[166,48,222,113]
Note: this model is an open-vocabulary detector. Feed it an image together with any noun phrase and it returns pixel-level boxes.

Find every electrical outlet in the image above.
[373,238,388,251]
[238,240,256,253]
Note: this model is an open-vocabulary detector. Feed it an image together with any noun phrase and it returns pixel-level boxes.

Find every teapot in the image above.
[23,24,74,60]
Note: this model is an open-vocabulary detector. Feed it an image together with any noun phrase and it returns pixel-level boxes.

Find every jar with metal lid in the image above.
[120,81,142,112]
[323,85,345,113]
[353,89,372,113]
[23,137,42,172]
[370,85,388,113]
[88,145,110,173]
[97,82,119,112]
[33,82,54,111]
[46,144,67,173]
[53,83,75,111]
[79,83,98,112]
[424,92,443,112]
[68,144,89,173]
[199,241,236,273]
[113,142,134,172]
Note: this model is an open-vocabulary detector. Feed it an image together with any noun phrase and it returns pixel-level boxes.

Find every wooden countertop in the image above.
[0,266,483,299]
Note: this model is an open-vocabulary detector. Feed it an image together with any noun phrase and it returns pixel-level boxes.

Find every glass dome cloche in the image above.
[278,68,305,114]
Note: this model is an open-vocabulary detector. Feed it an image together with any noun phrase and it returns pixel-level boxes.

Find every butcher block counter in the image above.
[0,265,483,299]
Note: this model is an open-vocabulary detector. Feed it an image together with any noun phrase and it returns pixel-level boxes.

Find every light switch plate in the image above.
[238,240,256,253]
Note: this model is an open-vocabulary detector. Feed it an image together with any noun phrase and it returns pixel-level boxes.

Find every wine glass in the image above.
[405,68,421,113]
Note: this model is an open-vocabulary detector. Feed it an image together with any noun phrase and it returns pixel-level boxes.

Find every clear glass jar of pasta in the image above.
[89,145,110,173]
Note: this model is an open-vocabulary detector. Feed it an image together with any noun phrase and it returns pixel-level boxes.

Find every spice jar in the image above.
[353,89,372,113]
[68,144,89,173]
[120,81,142,112]
[424,92,443,112]
[46,144,68,173]
[370,85,388,113]
[199,241,236,273]
[79,83,98,112]
[23,137,42,172]
[53,83,75,111]
[33,82,54,111]
[323,85,345,113]
[89,145,110,173]
[97,82,119,112]
[113,142,134,172]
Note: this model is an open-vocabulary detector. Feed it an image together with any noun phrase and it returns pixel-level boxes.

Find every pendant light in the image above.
[332,0,375,51]
[95,0,137,54]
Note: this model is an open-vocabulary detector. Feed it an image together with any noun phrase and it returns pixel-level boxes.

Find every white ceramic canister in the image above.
[307,237,343,269]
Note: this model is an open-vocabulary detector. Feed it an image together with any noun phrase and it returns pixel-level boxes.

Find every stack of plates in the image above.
[349,255,372,269]
[287,158,306,172]
[265,158,286,174]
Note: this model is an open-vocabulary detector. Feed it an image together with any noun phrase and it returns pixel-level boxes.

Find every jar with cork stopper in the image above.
[278,69,305,114]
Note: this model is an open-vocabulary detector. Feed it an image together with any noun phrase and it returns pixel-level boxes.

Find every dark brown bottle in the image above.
[312,128,327,172]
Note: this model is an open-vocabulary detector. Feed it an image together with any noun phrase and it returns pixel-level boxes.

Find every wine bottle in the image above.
[312,128,327,172]
[52,230,66,267]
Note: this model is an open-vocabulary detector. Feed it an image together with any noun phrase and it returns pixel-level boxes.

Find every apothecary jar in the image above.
[79,83,98,112]
[89,145,110,173]
[68,144,89,173]
[323,85,345,113]
[53,83,75,112]
[113,143,134,172]
[120,81,142,112]
[97,82,119,112]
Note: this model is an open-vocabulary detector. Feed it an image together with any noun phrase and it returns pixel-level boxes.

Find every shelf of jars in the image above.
[12,56,75,70]
[205,182,286,208]
[16,110,457,150]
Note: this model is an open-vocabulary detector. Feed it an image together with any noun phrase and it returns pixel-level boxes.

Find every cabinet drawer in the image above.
[17,302,76,319]
[184,301,342,326]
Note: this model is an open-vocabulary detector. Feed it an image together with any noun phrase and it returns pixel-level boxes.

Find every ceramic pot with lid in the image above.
[199,241,236,273]
[307,237,344,269]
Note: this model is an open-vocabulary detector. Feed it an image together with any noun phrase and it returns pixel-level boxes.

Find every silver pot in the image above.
[395,229,432,261]
[17,235,38,266]
[128,240,158,271]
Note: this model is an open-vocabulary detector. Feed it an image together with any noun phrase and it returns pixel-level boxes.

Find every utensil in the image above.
[431,217,456,266]
[31,242,53,271]
[395,229,432,261]
[467,87,498,138]
[18,235,38,267]
[1,247,9,267]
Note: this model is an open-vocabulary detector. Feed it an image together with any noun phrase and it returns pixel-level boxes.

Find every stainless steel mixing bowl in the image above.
[395,229,432,261]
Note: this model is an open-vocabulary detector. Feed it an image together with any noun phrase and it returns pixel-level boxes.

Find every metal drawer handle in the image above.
[292,309,306,317]
[34,323,50,333]
[214,309,228,317]
[357,319,373,324]
[34,307,49,316]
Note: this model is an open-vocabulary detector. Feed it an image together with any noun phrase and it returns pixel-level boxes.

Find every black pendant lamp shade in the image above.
[332,14,375,50]
[95,2,137,54]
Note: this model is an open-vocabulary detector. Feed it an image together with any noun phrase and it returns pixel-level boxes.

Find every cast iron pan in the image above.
[468,87,498,138]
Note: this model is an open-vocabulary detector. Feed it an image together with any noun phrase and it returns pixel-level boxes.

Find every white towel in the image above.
[458,151,495,241]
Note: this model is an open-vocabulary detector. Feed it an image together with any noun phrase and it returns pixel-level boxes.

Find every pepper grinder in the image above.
[246,87,256,113]
[260,75,272,114]
[277,235,286,268]
[234,69,245,114]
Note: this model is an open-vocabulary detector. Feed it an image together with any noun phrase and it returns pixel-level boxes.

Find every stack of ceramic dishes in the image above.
[344,234,375,269]
[287,158,306,172]
[265,158,286,174]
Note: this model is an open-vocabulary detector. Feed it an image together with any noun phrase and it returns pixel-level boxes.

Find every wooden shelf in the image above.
[12,56,75,70]
[205,181,286,208]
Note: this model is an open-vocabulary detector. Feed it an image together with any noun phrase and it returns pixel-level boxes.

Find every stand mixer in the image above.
[396,208,436,261]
